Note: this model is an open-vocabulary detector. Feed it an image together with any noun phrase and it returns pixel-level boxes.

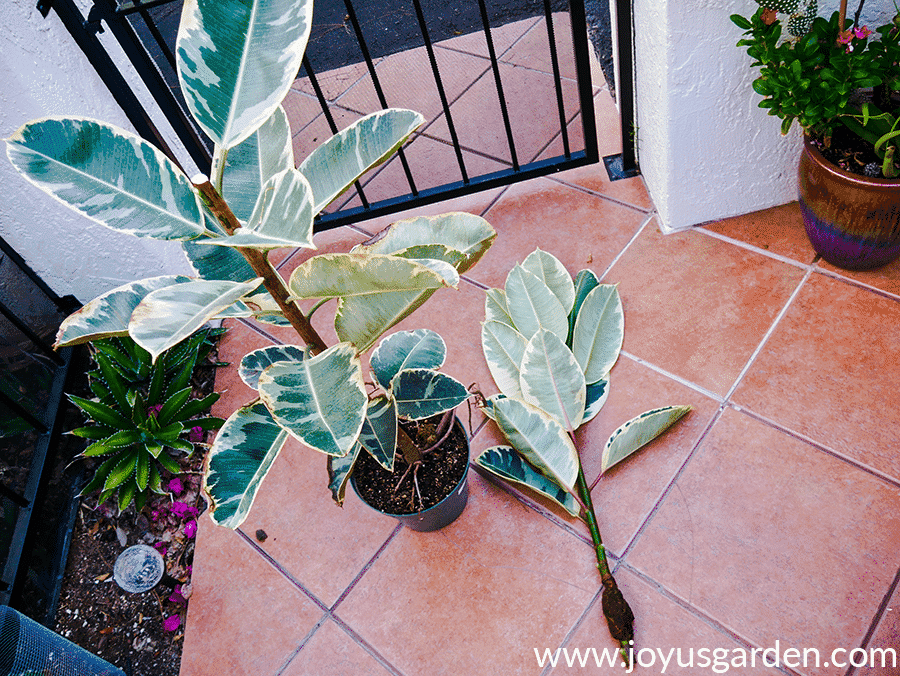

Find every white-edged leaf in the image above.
[521,249,575,315]
[327,442,363,507]
[7,117,204,240]
[504,265,568,341]
[238,344,307,389]
[358,395,397,471]
[480,393,507,421]
[485,288,515,328]
[481,320,528,399]
[300,109,424,214]
[54,276,192,348]
[257,343,366,456]
[130,278,263,361]
[572,284,624,383]
[391,369,469,421]
[519,329,585,432]
[601,405,692,474]
[475,446,580,516]
[582,377,610,425]
[371,329,446,391]
[568,269,600,344]
[176,0,313,149]
[182,210,259,283]
[204,402,289,528]
[492,396,579,492]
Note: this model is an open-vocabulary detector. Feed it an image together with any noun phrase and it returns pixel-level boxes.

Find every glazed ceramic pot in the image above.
[798,136,900,270]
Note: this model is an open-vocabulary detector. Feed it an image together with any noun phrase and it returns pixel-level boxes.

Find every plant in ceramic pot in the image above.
[474,249,691,662]
[6,0,495,532]
[731,0,900,269]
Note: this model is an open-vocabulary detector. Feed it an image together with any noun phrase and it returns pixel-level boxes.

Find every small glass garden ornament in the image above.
[113,544,165,593]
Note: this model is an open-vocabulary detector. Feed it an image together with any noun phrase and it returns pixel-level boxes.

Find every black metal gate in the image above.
[38,0,604,230]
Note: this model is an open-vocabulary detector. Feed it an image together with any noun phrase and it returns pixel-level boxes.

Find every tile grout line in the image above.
[598,213,655,282]
[851,561,900,676]
[236,317,284,345]
[694,226,814,271]
[329,522,404,613]
[272,615,329,676]
[620,351,725,404]
[537,587,604,676]
[547,173,654,215]
[813,265,900,303]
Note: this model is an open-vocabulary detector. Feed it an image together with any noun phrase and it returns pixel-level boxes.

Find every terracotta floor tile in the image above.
[180,519,323,676]
[732,272,900,481]
[817,254,900,298]
[435,17,540,60]
[281,620,394,676]
[292,61,373,103]
[607,224,806,396]
[856,581,900,676]
[701,202,817,265]
[501,13,599,85]
[289,106,374,170]
[336,472,600,676]
[472,177,647,288]
[234,436,399,607]
[549,567,783,675]
[627,409,900,676]
[210,319,278,418]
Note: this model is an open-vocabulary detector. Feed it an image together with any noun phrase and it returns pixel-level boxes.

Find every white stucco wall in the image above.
[0,0,192,303]
[632,0,893,232]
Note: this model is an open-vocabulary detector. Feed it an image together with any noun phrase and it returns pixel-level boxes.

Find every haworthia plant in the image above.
[7,0,495,530]
[476,248,690,665]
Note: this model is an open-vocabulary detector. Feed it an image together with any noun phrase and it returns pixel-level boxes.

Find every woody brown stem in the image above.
[839,0,848,31]
[193,178,328,354]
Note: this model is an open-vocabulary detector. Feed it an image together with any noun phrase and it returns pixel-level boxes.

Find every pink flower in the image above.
[169,586,187,605]
[147,404,163,418]
[163,614,181,632]
[854,25,872,39]
[153,541,168,557]
[168,478,184,495]
[184,519,197,539]
[170,501,199,518]
[188,425,204,442]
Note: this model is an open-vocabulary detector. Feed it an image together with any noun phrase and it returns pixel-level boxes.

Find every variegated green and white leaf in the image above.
[299,109,424,214]
[391,369,469,421]
[582,377,610,425]
[327,442,363,507]
[492,396,579,492]
[257,343,366,456]
[521,249,575,315]
[176,0,313,149]
[218,105,294,221]
[600,405,692,475]
[572,284,624,384]
[182,209,259,283]
[55,275,193,348]
[394,244,466,270]
[131,278,264,361]
[371,329,446,391]
[481,320,528,399]
[238,344,307,389]
[205,402,289,528]
[353,212,496,274]
[568,269,600,344]
[480,393,507,421]
[485,288,515,328]
[199,168,315,250]
[475,446,580,516]
[519,329,585,432]
[358,395,397,471]
[504,265,568,341]
[7,117,204,240]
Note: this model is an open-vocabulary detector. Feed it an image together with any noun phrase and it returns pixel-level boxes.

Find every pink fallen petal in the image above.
[163,615,181,632]
[184,519,197,539]
[168,590,187,605]
[188,425,204,442]
[168,478,184,495]
[152,542,168,557]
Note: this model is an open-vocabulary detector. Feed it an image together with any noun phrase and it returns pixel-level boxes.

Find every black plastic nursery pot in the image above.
[351,417,470,532]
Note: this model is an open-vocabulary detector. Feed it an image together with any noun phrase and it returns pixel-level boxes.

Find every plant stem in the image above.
[192,178,329,354]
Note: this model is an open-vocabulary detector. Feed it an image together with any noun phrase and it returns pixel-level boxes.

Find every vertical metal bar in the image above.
[0,300,63,365]
[303,56,370,210]
[410,0,470,183]
[135,7,177,72]
[616,0,637,172]
[476,0,520,171]
[543,0,571,158]
[0,390,48,434]
[342,0,419,195]
[569,0,599,164]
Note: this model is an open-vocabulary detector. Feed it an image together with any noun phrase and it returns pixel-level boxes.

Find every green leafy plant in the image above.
[6,0,495,528]
[731,1,900,176]
[70,330,224,512]
[475,249,691,663]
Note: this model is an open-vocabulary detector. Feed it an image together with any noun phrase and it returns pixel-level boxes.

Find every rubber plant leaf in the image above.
[204,402,289,529]
[176,0,313,149]
[130,278,264,362]
[327,442,363,507]
[475,446,580,517]
[7,117,204,240]
[504,264,569,341]
[257,343,367,457]
[572,284,624,384]
[600,406,692,475]
[481,320,528,400]
[370,329,446,391]
[198,168,315,250]
[582,377,610,425]
[352,212,497,274]
[218,105,294,221]
[238,345,307,390]
[391,369,469,421]
[182,210,258,284]
[485,288,516,329]
[567,269,600,345]
[491,395,579,493]
[519,328,586,433]
[357,395,397,471]
[299,109,424,214]
[521,249,575,315]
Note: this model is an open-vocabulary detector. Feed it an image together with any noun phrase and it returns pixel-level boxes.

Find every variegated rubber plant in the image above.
[476,249,690,663]
[6,0,494,528]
